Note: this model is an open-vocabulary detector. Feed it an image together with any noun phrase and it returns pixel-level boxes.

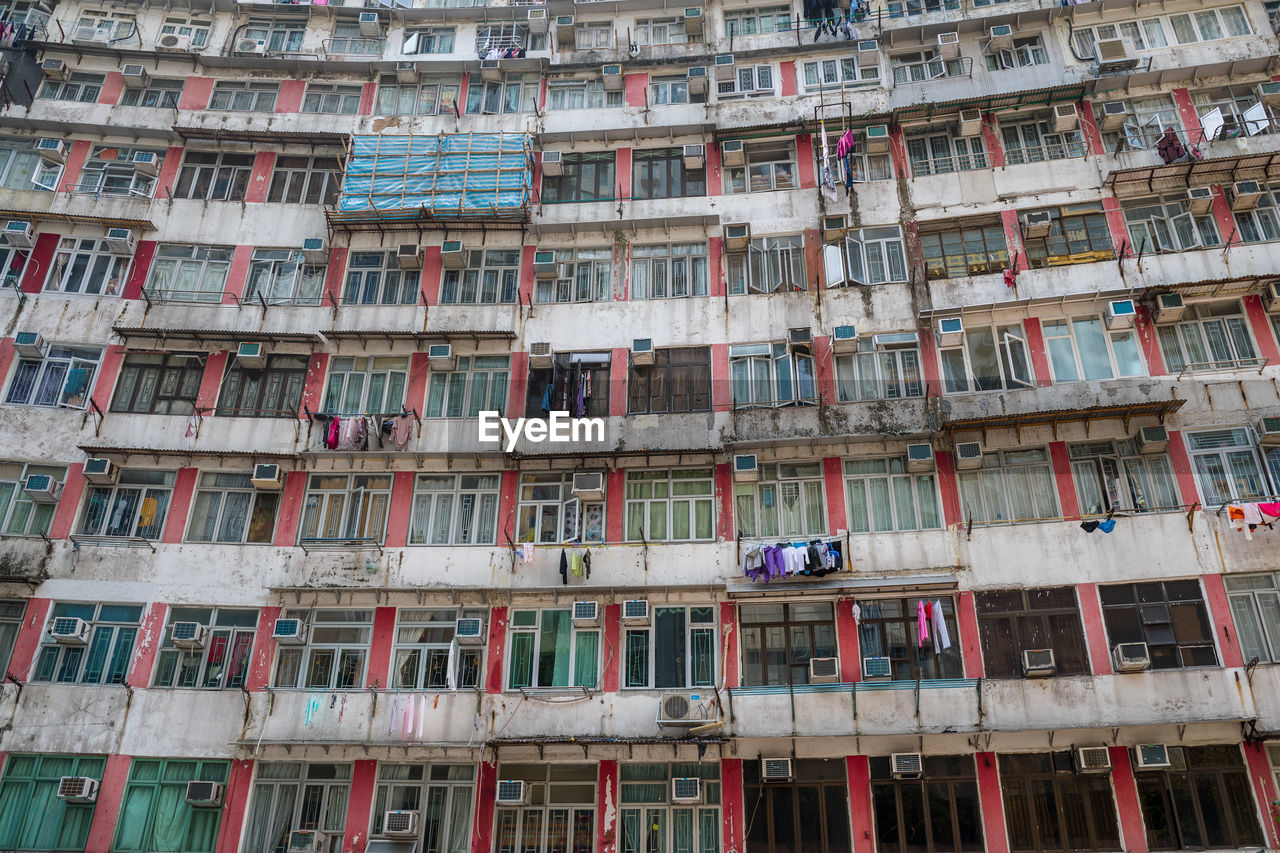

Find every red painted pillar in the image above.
[1208,185,1241,247]
[341,759,377,853]
[89,344,125,413]
[609,347,628,417]
[1101,196,1130,258]
[813,335,838,405]
[846,756,874,853]
[9,597,52,680]
[956,591,982,678]
[407,352,431,416]
[719,602,738,688]
[1022,317,1051,386]
[57,140,92,194]
[917,325,941,397]
[20,232,58,293]
[616,147,632,200]
[623,73,647,108]
[836,598,860,683]
[126,602,168,687]
[0,339,13,393]
[98,72,123,105]
[496,470,519,546]
[245,152,276,204]
[1134,305,1167,376]
[721,758,744,853]
[715,463,734,542]
[324,247,350,305]
[803,228,821,292]
[223,245,254,304]
[934,450,961,528]
[246,606,282,691]
[49,464,85,540]
[383,472,415,549]
[196,351,228,413]
[596,759,619,853]
[121,240,155,301]
[1201,573,1246,668]
[275,79,306,113]
[1079,100,1105,156]
[974,753,1009,853]
[484,606,508,694]
[518,246,536,305]
[1108,746,1149,853]
[1171,87,1201,141]
[358,82,376,115]
[365,605,397,689]
[823,457,847,536]
[708,237,724,297]
[888,125,910,179]
[507,351,529,418]
[605,468,625,544]
[300,353,330,418]
[711,344,730,412]
[778,60,797,97]
[706,144,722,198]
[155,146,185,199]
[472,757,497,853]
[1000,210,1025,273]
[160,467,198,543]
[1243,742,1280,848]
[1243,294,1280,364]
[1077,582,1112,676]
[178,77,214,110]
[420,246,443,304]
[270,472,308,547]
[215,758,255,853]
[84,754,131,852]
[1165,430,1201,510]
[1048,442,1080,519]
[982,113,1005,168]
[796,134,816,189]
[601,604,621,692]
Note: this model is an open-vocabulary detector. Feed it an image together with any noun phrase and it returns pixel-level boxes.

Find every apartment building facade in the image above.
[1,0,1280,850]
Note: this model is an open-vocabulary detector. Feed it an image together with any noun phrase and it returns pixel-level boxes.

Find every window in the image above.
[114,759,228,853]
[242,18,305,52]
[38,72,104,102]
[726,235,806,294]
[636,16,697,44]
[515,472,606,545]
[939,322,1030,392]
[392,609,485,689]
[1042,314,1144,382]
[957,448,1058,523]
[921,223,1008,280]
[574,21,615,48]
[299,474,392,544]
[871,755,982,853]
[5,344,100,409]
[627,347,711,414]
[172,151,255,202]
[0,242,27,291]
[740,602,836,685]
[620,764,720,853]
[426,355,510,418]
[343,250,419,305]
[187,473,280,544]
[507,609,600,689]
[376,74,461,115]
[735,462,825,537]
[323,356,407,415]
[631,242,708,299]
[327,21,378,56]
[302,83,361,114]
[208,81,279,111]
[146,245,233,302]
[0,754,104,852]
[534,248,613,303]
[1224,572,1280,664]
[215,354,308,417]
[717,64,775,99]
[823,226,907,286]
[625,469,714,542]
[241,763,351,853]
[890,50,963,84]
[547,78,623,110]
[46,238,131,296]
[622,607,715,689]
[402,26,455,54]
[633,148,705,199]
[409,474,501,545]
[976,588,1088,678]
[858,597,963,680]
[72,9,134,41]
[1135,746,1262,850]
[1123,194,1221,253]
[1074,7,1249,56]
[1069,439,1179,515]
[1185,428,1271,504]
[1233,182,1280,243]
[835,337,923,402]
[649,74,702,105]
[1100,580,1216,668]
[542,151,616,202]
[729,343,815,408]
[885,0,958,15]
[477,23,537,56]
[267,156,341,205]
[725,141,794,194]
[111,352,205,414]
[1192,85,1277,140]
[0,600,24,676]
[153,607,258,688]
[494,764,596,853]
[906,131,988,176]
[0,136,60,191]
[33,602,142,683]
[743,759,849,853]
[1022,204,1114,267]
[724,5,792,36]
[983,35,1048,70]
[372,764,473,845]
[1101,95,1178,152]
[1000,752,1121,852]
[844,457,940,532]
[273,609,373,689]
[466,73,538,115]
[78,469,175,540]
[1157,301,1259,373]
[0,463,64,536]
[245,249,325,306]
[75,144,162,197]
[160,15,210,48]
[801,55,879,90]
[1000,116,1084,164]
[440,249,519,305]
[523,352,611,419]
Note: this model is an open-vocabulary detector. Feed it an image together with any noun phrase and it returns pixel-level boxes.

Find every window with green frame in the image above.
[620,763,720,853]
[0,753,105,851]
[114,759,229,853]
[506,609,600,690]
[33,602,142,685]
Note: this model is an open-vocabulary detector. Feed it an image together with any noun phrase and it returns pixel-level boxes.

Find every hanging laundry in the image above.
[391,414,414,450]
[931,599,951,653]
[1156,127,1186,164]
[1097,518,1117,534]
[583,549,591,579]
[520,543,535,564]
[916,600,929,648]
[852,601,861,625]
[1080,520,1100,533]
[326,416,341,449]
[571,551,585,577]
[559,549,568,585]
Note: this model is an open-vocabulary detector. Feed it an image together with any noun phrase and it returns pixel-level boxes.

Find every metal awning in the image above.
[895,83,1087,124]
[510,448,722,468]
[322,329,516,344]
[1107,151,1280,196]
[727,574,958,598]
[0,208,155,232]
[945,398,1186,441]
[112,327,321,345]
[78,445,301,465]
[1087,56,1277,97]
[325,206,530,235]
[173,125,350,147]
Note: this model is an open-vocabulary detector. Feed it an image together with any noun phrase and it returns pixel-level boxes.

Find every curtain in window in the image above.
[573,631,599,687]
[243,783,297,853]
[538,612,571,686]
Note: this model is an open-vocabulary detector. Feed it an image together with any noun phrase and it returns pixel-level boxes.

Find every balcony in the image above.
[726,680,981,738]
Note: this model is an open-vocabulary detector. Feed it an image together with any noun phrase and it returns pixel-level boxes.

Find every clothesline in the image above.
[740,535,848,583]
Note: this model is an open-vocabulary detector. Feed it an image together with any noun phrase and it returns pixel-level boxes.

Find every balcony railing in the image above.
[1004,139,1088,165]
[908,150,989,177]
[322,37,384,58]
[890,56,971,86]
[477,35,525,59]
[140,287,235,305]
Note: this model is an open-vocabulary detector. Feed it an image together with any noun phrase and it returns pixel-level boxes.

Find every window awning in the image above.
[895,83,1087,125]
[112,326,321,345]
[0,208,155,232]
[1107,151,1280,197]
[1086,55,1277,97]
[321,329,517,344]
[945,398,1186,442]
[727,574,958,598]
[172,125,350,148]
[78,445,301,465]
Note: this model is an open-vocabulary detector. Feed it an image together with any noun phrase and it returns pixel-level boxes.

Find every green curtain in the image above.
[573,631,599,688]
[114,785,155,850]
[508,633,534,688]
[151,785,188,851]
[539,611,571,687]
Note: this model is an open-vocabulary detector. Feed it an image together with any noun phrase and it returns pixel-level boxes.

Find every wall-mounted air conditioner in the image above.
[1053,102,1079,132]
[1094,38,1138,73]
[905,443,934,473]
[35,138,66,165]
[528,8,549,34]
[724,222,749,250]
[4,220,34,248]
[57,777,98,803]
[1105,299,1135,330]
[273,618,307,644]
[862,656,891,679]
[733,454,758,482]
[957,108,982,138]
[534,250,558,277]
[455,618,485,644]
[1022,210,1052,239]
[714,53,735,81]
[832,325,857,353]
[251,463,284,490]
[1112,641,1150,672]
[14,331,44,358]
[891,753,923,779]
[41,58,67,80]
[936,316,964,347]
[721,139,744,167]
[121,64,149,88]
[601,64,623,91]
[808,657,839,684]
[555,15,576,47]
[384,810,420,838]
[50,616,90,644]
[1259,416,1280,447]
[1076,747,1112,773]
[761,758,793,781]
[572,472,605,500]
[22,474,59,504]
[1098,100,1128,131]
[427,344,456,370]
[681,8,703,37]
[1021,648,1055,677]
[396,62,418,83]
[1134,744,1170,769]
[359,11,383,36]
[622,599,650,625]
[631,338,654,365]
[441,240,465,269]
[687,65,707,94]
[682,144,705,170]
[955,441,983,469]
[170,622,208,650]
[104,227,136,255]
[865,124,890,154]
[237,341,266,369]
[529,342,553,370]
[1186,186,1213,215]
[671,778,702,804]
[1137,425,1168,453]
[1232,180,1263,211]
[157,33,193,51]
[988,23,1014,51]
[496,780,530,804]
[83,457,118,485]
[301,237,327,265]
[185,781,224,807]
[572,601,599,625]
[397,243,422,269]
[1153,292,1184,323]
[936,32,959,59]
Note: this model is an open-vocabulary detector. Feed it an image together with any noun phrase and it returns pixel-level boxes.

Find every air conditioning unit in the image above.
[1112,641,1151,672]
[83,457,119,485]
[103,228,136,255]
[57,777,98,803]
[397,243,421,269]
[1232,180,1263,211]
[761,758,793,781]
[384,810,420,838]
[905,443,934,473]
[555,15,575,47]
[572,601,599,625]
[41,58,67,80]
[955,441,983,469]
[957,108,982,138]
[936,32,959,59]
[571,472,605,500]
[273,618,307,644]
[300,237,327,265]
[496,780,530,804]
[832,325,857,353]
[455,617,484,643]
[683,8,704,36]
[602,64,623,91]
[1022,210,1053,239]
[1154,292,1184,323]
[50,616,90,644]
[479,58,501,82]
[440,240,465,270]
[862,656,891,679]
[1075,746,1112,773]
[395,62,418,84]
[73,24,111,44]
[541,150,563,177]
[359,10,382,36]
[1137,424,1168,453]
[132,151,159,177]
[1186,186,1214,215]
[687,66,708,94]
[1053,102,1079,133]
[287,831,325,853]
[989,23,1014,51]
[1261,81,1280,108]
[721,139,744,167]
[1106,299,1136,330]
[157,33,193,51]
[809,657,839,684]
[237,341,266,369]
[733,454,758,482]
[658,692,714,726]
[714,53,735,81]
[1095,38,1138,73]
[682,144,705,170]
[1268,281,1280,313]
[119,64,150,88]
[622,599,650,625]
[526,342,552,370]
[170,621,208,650]
[865,124,890,154]
[1259,416,1280,446]
[528,8,549,33]
[1135,744,1170,769]
[1022,648,1056,677]
[237,38,268,55]
[22,473,59,504]
[14,331,44,358]
[891,753,923,779]
[35,138,66,165]
[632,338,654,365]
[427,344,456,370]
[724,222,750,250]
[185,781,224,807]
[789,328,812,354]
[533,250,558,277]
[251,463,284,490]
[671,778,702,804]
[1098,100,1128,131]
[936,316,964,347]
[815,216,847,246]
[4,220,34,248]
